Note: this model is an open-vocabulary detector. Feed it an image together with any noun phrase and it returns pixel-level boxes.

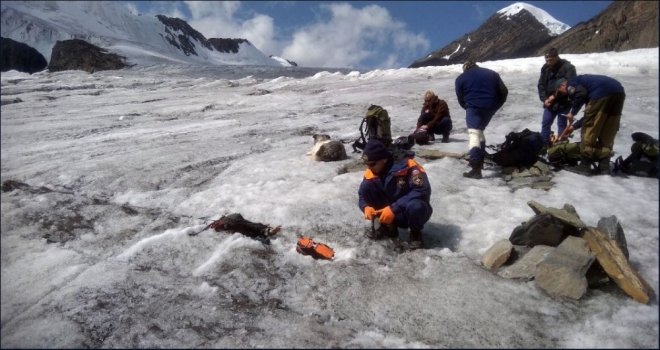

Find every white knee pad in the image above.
[468,129,484,149]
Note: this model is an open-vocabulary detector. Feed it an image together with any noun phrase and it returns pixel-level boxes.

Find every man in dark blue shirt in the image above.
[555,74,626,175]
[455,60,508,179]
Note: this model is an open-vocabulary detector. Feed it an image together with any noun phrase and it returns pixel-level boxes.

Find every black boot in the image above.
[463,163,482,179]
[409,228,424,249]
[597,157,611,175]
[568,157,594,176]
[442,134,450,143]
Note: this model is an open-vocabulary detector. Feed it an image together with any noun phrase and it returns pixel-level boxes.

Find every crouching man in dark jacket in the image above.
[358,139,433,249]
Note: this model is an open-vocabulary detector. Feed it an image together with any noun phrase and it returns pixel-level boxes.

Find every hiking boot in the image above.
[597,157,611,175]
[409,228,424,249]
[463,164,482,179]
[442,134,450,143]
[612,156,626,173]
[567,157,594,176]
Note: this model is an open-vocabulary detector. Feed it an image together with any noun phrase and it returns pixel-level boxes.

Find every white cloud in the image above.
[182,1,281,56]
[146,1,429,68]
[123,2,139,16]
[185,0,240,19]
[281,3,429,69]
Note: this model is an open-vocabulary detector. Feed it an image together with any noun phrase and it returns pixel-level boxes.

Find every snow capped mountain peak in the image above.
[0,0,288,67]
[497,2,570,35]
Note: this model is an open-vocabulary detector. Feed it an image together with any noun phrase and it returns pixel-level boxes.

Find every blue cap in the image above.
[362,139,391,161]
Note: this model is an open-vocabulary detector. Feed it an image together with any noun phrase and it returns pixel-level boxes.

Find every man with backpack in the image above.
[358,139,433,249]
[537,48,576,147]
[455,60,508,179]
[555,74,626,175]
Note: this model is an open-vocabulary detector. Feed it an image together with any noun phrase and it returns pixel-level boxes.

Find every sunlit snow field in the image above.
[1,49,658,348]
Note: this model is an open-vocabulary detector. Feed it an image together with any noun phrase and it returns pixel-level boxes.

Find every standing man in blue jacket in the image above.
[555,74,626,175]
[358,139,433,249]
[455,60,508,179]
[537,48,576,146]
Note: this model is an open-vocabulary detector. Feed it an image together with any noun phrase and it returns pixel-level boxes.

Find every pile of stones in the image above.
[481,200,654,304]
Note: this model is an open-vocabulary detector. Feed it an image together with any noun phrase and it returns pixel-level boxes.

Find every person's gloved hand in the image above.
[378,206,395,224]
[363,206,377,220]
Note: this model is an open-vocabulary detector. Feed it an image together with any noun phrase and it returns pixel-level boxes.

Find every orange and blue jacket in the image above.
[358,157,431,216]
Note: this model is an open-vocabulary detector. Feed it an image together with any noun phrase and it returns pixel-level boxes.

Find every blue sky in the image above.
[123,1,612,69]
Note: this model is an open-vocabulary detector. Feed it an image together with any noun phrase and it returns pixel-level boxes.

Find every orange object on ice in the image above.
[296,236,335,260]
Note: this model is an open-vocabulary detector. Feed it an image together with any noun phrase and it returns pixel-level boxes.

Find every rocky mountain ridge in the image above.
[410,1,658,68]
[535,1,659,55]
[0,1,293,73]
[410,4,561,68]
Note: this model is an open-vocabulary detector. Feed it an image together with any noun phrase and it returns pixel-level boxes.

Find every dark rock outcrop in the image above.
[156,15,212,56]
[1,37,47,74]
[536,1,659,55]
[48,39,128,73]
[409,8,555,68]
[208,38,249,53]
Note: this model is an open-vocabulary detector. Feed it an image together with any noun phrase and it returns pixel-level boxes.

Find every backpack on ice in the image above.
[352,105,392,152]
[547,141,581,166]
[491,129,544,168]
[613,132,659,178]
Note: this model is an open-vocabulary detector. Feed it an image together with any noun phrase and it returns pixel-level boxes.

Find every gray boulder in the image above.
[481,239,513,270]
[499,245,554,280]
[527,201,586,230]
[1,37,47,74]
[48,39,128,73]
[535,236,595,300]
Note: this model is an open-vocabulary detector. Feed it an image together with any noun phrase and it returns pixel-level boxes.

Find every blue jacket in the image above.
[455,66,508,111]
[358,158,431,217]
[567,74,625,128]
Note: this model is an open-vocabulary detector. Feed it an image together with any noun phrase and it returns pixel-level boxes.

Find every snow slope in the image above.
[1,49,658,348]
[0,0,282,67]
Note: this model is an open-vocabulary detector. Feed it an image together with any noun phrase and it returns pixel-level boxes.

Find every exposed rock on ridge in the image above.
[536,1,659,55]
[1,36,47,73]
[409,8,555,68]
[48,39,128,73]
[156,15,212,56]
[208,38,250,53]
